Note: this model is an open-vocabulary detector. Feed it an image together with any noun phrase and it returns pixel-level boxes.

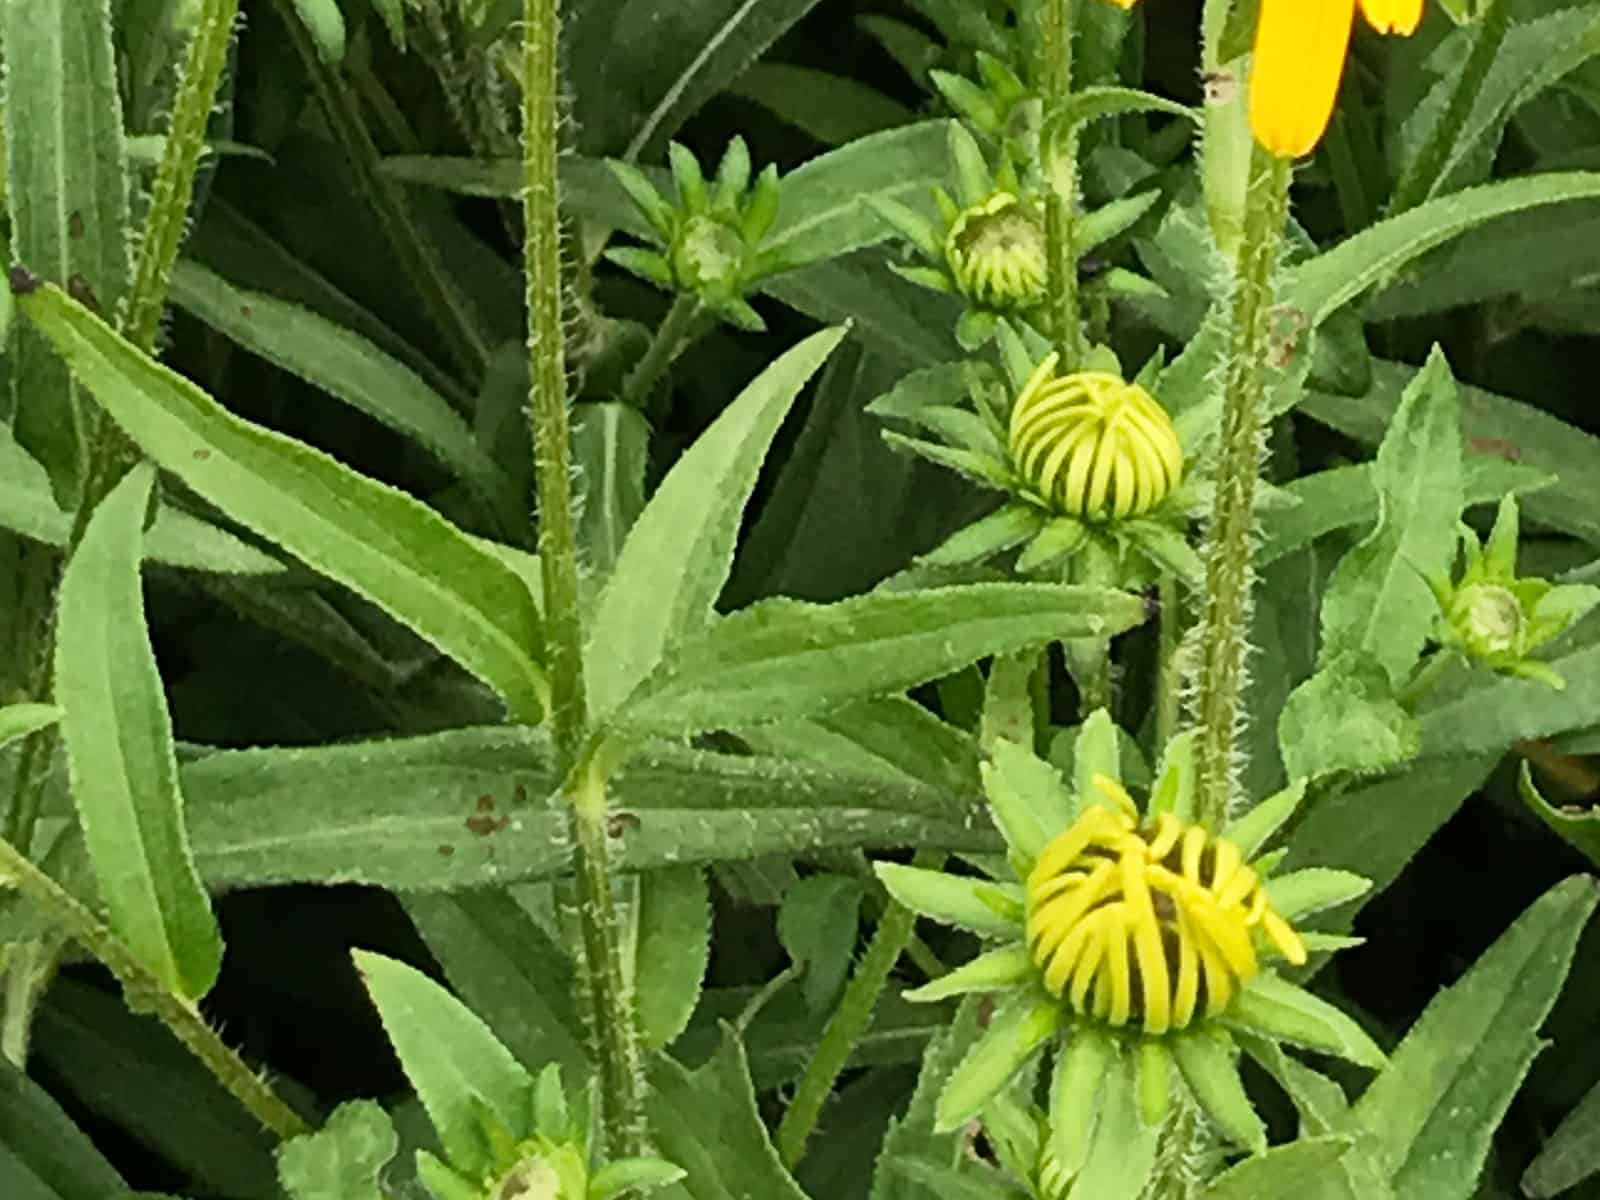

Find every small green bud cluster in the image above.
[606,138,784,332]
[1425,495,1600,690]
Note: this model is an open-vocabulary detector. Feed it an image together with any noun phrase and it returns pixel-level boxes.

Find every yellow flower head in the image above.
[1007,358,1184,521]
[1025,776,1306,1037]
[1251,0,1424,158]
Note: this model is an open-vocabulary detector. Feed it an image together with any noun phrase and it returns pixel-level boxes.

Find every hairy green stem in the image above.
[621,294,706,412]
[1040,0,1083,367]
[776,849,940,1169]
[274,0,490,385]
[523,0,646,1155]
[1191,153,1292,828]
[0,832,309,1137]
[1390,0,1512,214]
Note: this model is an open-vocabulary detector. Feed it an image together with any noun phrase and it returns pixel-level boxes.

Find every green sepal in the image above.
[882,431,1015,491]
[978,1088,1042,1185]
[716,297,767,333]
[1015,517,1090,574]
[983,737,1077,867]
[956,307,1002,350]
[531,1064,569,1141]
[865,194,944,260]
[1265,868,1371,920]
[912,405,1005,457]
[711,136,752,217]
[975,51,1027,103]
[1137,1038,1173,1128]
[921,504,1046,567]
[886,261,959,294]
[1148,731,1197,823]
[1482,493,1519,580]
[930,69,1002,132]
[948,122,995,207]
[1299,932,1366,953]
[1122,519,1204,590]
[936,991,1060,1131]
[1223,972,1387,1069]
[1222,779,1307,859]
[416,1151,483,1200]
[874,862,1023,939]
[1070,709,1123,810]
[905,942,1034,1002]
[1171,1028,1266,1154]
[1050,1025,1115,1175]
[589,1158,688,1200]
[604,246,676,290]
[606,160,675,242]
[741,164,782,244]
[667,142,708,213]
[1077,190,1161,255]
[1527,583,1600,650]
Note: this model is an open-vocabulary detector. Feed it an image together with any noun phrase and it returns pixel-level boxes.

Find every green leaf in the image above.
[874,864,1021,939]
[1317,348,1463,688]
[1278,653,1421,782]
[169,262,517,531]
[635,866,712,1049]
[587,326,846,719]
[55,464,222,1000]
[0,1054,128,1199]
[2,0,130,508]
[288,0,346,63]
[591,1157,689,1200]
[1224,973,1386,1069]
[1199,1137,1357,1200]
[762,253,962,369]
[1419,641,1600,759]
[763,122,951,269]
[363,0,406,48]
[0,703,63,750]
[16,280,549,723]
[1350,877,1599,1196]
[276,1101,397,1200]
[1517,761,1600,869]
[871,1000,983,1200]
[647,1027,810,1200]
[982,738,1077,868]
[573,402,651,596]
[1066,1046,1159,1199]
[903,945,1033,1003]
[730,63,913,145]
[402,891,589,1083]
[352,950,533,1178]
[1050,1026,1116,1176]
[1283,172,1600,328]
[1522,1073,1600,1198]
[935,992,1059,1131]
[779,874,866,1011]
[610,583,1146,736]
[1266,870,1373,922]
[174,727,995,889]
[1171,1031,1265,1153]
[0,426,288,575]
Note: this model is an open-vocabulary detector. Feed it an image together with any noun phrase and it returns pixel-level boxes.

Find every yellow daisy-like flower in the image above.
[1026,776,1305,1036]
[1251,0,1424,158]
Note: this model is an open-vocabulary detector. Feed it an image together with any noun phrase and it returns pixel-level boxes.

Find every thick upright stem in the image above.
[1390,0,1511,215]
[1191,153,1292,828]
[522,0,646,1155]
[1040,0,1083,367]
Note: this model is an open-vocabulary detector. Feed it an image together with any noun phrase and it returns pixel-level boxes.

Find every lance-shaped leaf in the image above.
[352,950,532,1180]
[55,464,222,1000]
[609,583,1146,737]
[0,703,63,751]
[586,326,846,719]
[1349,876,1598,1198]
[0,1054,128,1200]
[15,280,548,723]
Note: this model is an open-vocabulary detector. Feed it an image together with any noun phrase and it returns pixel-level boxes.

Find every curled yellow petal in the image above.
[1250,0,1357,159]
[1359,0,1424,34]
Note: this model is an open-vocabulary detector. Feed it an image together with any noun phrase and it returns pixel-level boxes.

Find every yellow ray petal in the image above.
[1250,0,1358,159]
[1359,0,1424,34]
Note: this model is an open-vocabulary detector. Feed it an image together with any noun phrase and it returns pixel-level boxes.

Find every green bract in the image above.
[1424,494,1600,689]
[872,320,1204,591]
[874,712,1382,1194]
[606,138,784,332]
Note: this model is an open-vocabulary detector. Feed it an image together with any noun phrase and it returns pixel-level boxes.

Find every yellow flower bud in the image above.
[1008,358,1183,521]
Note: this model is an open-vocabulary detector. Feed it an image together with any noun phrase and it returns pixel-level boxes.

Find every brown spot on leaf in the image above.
[466,813,510,837]
[66,273,100,313]
[9,266,41,295]
[513,782,529,806]
[606,811,641,839]
[475,794,496,813]
[1468,436,1522,463]
[438,844,455,857]
[68,211,85,239]
[193,448,211,461]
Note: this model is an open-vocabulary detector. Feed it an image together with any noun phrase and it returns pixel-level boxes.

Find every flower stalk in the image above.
[1040,0,1084,367]
[523,0,647,1156]
[1190,152,1293,827]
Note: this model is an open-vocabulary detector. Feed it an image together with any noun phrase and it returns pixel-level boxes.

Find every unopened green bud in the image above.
[945,193,1046,311]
